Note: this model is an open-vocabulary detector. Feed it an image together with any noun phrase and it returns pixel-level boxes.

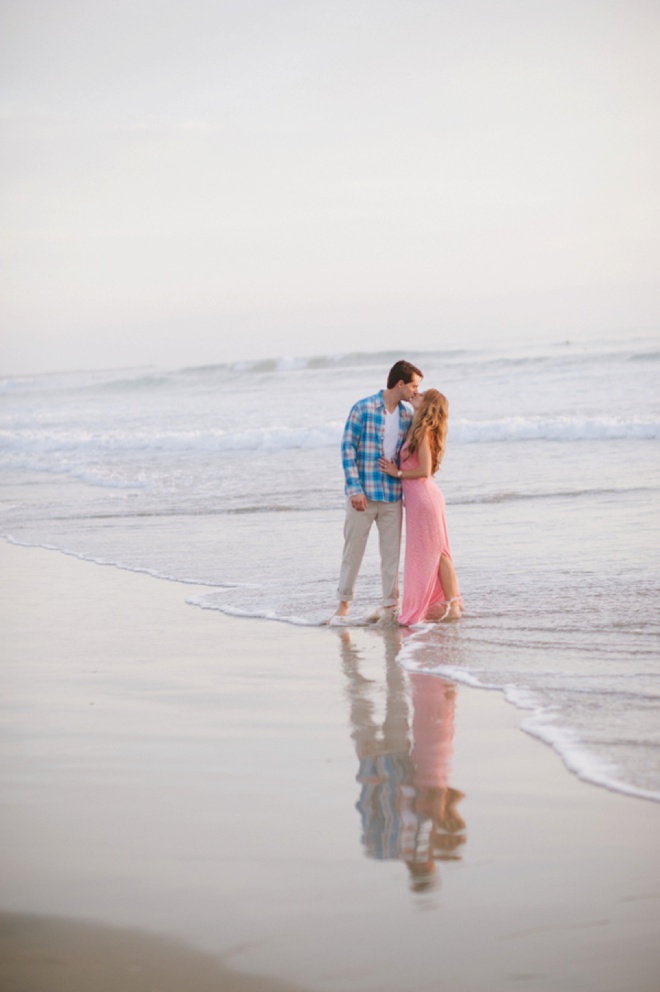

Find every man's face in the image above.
[400,374,422,400]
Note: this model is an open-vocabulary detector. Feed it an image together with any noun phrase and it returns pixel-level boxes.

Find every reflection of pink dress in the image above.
[409,674,455,789]
[399,444,458,625]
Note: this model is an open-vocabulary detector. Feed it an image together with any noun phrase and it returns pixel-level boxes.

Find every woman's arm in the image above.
[378,433,433,480]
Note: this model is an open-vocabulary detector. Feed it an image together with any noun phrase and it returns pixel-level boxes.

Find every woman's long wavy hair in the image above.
[406,389,448,474]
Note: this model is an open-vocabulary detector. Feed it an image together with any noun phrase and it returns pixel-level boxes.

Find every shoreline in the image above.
[9,533,659,807]
[1,539,659,991]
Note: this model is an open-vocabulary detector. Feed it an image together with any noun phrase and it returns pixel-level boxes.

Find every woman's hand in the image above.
[378,456,399,478]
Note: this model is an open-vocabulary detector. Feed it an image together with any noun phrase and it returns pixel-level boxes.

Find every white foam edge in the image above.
[1,535,256,589]
[399,633,660,805]
[186,595,324,627]
[513,691,660,804]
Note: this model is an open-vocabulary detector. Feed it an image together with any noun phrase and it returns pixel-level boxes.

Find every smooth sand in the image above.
[1,540,659,992]
[0,912,308,992]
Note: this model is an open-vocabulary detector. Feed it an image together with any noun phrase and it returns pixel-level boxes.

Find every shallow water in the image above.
[2,334,659,800]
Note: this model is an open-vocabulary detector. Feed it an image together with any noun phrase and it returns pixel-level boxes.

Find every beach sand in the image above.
[1,540,659,992]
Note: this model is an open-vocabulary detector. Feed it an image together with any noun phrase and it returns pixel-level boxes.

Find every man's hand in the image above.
[350,494,368,512]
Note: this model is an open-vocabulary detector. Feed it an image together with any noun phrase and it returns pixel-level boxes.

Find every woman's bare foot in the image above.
[441,597,463,621]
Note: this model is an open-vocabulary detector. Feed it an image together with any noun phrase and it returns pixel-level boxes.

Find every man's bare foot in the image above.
[326,602,350,626]
[365,605,398,625]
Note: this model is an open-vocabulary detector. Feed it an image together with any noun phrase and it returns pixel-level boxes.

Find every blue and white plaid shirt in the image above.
[341,391,413,502]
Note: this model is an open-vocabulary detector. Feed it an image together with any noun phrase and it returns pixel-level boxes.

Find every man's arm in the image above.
[341,402,367,508]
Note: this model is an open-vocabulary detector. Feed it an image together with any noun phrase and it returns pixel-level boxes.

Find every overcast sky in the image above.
[2,0,659,374]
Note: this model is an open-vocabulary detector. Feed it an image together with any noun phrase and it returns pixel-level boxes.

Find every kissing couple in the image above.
[330,360,462,627]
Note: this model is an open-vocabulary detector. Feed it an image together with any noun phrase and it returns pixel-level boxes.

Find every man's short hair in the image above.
[387,360,423,389]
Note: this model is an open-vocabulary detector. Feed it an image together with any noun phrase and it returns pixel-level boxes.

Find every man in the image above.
[331,360,423,624]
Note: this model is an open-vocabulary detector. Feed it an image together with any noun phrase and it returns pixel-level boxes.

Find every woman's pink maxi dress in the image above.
[398,444,459,626]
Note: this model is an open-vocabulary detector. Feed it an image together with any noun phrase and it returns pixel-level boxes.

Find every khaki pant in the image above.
[337,498,402,606]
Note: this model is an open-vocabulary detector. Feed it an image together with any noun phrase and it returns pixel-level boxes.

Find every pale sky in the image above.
[2,0,659,374]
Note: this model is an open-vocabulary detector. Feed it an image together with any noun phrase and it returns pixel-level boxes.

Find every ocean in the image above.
[1,334,659,802]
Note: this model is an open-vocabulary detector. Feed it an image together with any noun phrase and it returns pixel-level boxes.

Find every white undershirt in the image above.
[383,407,400,460]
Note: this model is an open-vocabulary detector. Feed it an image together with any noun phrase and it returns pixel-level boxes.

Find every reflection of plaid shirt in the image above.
[341,392,412,502]
[356,753,415,860]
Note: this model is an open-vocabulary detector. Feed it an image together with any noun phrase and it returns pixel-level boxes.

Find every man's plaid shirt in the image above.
[341,391,413,502]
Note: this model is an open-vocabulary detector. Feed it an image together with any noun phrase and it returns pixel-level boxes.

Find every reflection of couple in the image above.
[339,629,466,891]
[332,360,462,626]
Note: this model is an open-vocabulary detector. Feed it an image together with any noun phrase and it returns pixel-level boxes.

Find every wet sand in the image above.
[1,540,659,992]
[0,912,308,992]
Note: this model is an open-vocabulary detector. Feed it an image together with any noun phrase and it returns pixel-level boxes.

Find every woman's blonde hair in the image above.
[406,389,448,474]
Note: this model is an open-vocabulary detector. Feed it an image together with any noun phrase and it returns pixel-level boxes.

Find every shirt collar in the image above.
[378,391,408,415]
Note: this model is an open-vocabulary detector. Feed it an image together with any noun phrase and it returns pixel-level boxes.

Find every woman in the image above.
[379,389,462,625]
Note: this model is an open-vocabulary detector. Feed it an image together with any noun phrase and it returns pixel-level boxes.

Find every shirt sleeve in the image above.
[341,402,365,497]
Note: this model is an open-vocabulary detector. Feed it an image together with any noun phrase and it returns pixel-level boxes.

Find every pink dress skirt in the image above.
[398,446,459,626]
